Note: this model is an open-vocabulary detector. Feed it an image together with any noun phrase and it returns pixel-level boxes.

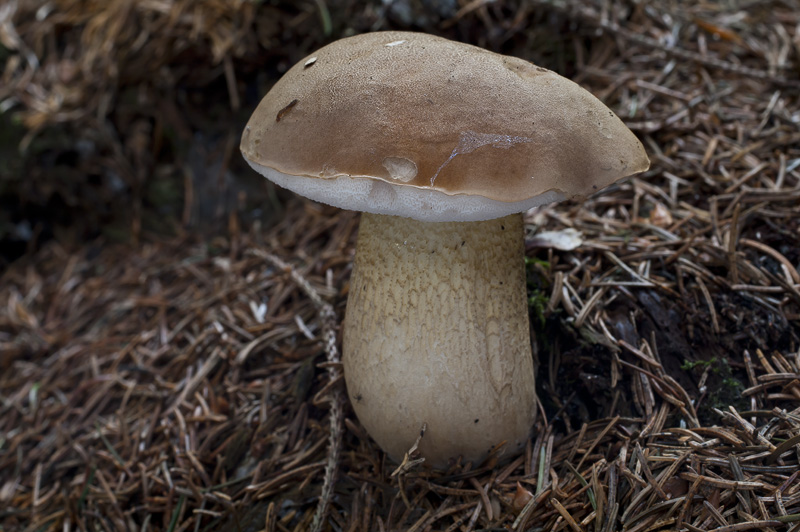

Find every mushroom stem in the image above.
[343,212,536,468]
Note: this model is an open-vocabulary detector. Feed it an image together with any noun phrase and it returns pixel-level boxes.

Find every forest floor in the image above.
[1,1,799,531]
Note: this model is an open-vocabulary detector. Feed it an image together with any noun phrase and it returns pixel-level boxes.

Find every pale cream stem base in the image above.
[343,212,537,468]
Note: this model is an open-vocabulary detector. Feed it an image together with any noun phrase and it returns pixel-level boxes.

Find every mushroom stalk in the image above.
[343,212,536,468]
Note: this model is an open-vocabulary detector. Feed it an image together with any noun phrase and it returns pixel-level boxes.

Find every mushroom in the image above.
[240,31,649,468]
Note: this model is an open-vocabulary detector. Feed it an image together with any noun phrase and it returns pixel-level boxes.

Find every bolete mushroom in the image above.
[240,31,649,468]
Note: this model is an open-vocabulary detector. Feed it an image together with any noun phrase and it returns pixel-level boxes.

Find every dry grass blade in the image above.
[246,249,344,532]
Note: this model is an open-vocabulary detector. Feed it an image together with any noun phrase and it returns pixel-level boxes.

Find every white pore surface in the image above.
[246,160,566,222]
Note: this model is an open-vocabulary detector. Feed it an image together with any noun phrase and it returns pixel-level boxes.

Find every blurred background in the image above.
[1,0,604,265]
[6,0,794,264]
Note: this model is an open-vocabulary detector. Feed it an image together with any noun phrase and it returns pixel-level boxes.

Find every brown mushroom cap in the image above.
[240,31,649,222]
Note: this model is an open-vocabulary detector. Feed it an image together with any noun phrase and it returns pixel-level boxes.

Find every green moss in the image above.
[683,356,748,421]
[525,256,550,269]
[524,256,551,330]
[528,290,548,328]
[709,372,747,414]
[681,357,715,371]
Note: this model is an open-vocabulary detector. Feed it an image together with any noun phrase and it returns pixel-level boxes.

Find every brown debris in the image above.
[2,0,800,530]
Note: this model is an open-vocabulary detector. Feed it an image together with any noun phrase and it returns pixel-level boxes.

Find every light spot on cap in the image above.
[320,164,339,178]
[304,57,317,67]
[385,40,407,47]
[382,156,418,182]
